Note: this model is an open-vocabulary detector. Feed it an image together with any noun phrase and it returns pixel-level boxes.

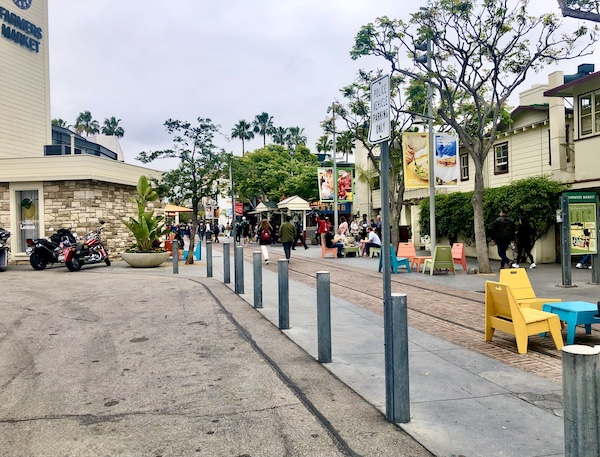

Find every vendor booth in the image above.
[278,196,311,242]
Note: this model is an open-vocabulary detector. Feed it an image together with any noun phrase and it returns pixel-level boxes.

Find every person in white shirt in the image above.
[361,227,381,256]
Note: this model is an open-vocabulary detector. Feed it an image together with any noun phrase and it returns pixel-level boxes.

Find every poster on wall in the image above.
[567,192,597,255]
[402,132,430,189]
[318,168,354,201]
[434,133,459,187]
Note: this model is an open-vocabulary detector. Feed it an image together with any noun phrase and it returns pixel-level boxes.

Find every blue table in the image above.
[542,301,600,345]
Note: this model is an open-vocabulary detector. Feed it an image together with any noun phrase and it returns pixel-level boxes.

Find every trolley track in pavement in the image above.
[232,246,584,384]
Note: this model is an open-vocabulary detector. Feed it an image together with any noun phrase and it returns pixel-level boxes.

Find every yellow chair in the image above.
[499,268,561,311]
[485,281,563,354]
[422,245,455,275]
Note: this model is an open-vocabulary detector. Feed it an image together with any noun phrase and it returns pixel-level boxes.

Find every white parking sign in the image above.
[368,74,390,144]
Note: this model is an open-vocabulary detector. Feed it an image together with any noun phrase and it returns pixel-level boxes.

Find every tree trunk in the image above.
[472,164,491,273]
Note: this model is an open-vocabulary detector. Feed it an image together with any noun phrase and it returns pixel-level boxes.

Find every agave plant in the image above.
[122,176,167,253]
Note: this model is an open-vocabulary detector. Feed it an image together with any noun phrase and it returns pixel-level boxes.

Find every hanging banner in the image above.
[337,168,354,202]
[434,133,459,187]
[318,167,334,201]
[402,132,430,189]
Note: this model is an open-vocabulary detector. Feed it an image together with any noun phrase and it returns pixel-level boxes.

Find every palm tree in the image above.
[231,120,254,155]
[74,110,100,136]
[287,126,307,152]
[101,116,125,137]
[336,130,355,162]
[252,112,275,146]
[52,118,71,128]
[315,135,332,154]
[272,126,289,146]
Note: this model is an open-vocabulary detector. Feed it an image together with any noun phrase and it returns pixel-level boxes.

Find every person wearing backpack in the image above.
[258,218,273,264]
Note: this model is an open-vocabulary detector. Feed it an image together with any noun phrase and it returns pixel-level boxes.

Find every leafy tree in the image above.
[272,127,290,146]
[52,118,71,128]
[233,144,319,203]
[101,116,125,137]
[336,130,355,163]
[352,3,598,273]
[231,119,254,155]
[74,110,100,136]
[136,118,228,264]
[557,0,600,21]
[252,112,275,146]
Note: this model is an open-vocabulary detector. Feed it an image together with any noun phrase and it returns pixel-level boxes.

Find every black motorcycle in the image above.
[26,228,77,270]
[0,228,10,269]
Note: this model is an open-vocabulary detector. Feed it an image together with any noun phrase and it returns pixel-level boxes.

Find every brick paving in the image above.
[244,247,593,385]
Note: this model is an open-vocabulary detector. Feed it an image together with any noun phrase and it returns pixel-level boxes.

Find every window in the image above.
[460,154,469,181]
[494,143,508,174]
[579,90,600,137]
[16,189,40,252]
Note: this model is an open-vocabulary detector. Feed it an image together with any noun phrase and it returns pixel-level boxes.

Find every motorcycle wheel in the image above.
[30,252,47,270]
[66,257,82,272]
[105,257,111,266]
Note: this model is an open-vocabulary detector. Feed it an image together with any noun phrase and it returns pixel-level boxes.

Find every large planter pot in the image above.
[121,251,169,268]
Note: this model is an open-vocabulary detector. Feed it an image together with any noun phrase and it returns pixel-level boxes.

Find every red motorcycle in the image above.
[65,223,110,272]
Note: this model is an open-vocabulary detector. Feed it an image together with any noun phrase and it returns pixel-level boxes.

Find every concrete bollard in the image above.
[562,345,600,457]
[206,241,213,277]
[172,239,179,274]
[253,252,262,309]
[234,245,244,294]
[386,293,410,424]
[278,259,289,330]
[223,242,230,284]
[316,271,331,363]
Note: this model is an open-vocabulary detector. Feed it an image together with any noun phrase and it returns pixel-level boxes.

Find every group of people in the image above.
[315,214,382,258]
[491,208,536,270]
[256,216,308,264]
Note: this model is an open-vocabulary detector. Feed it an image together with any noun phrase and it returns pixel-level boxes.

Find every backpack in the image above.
[260,228,271,242]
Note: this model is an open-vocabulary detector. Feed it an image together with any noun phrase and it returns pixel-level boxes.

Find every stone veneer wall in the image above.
[0,180,161,263]
[44,180,161,259]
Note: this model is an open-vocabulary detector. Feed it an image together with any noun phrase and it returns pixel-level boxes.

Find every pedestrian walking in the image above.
[292,217,309,250]
[258,218,273,264]
[491,208,516,269]
[513,217,535,269]
[279,215,296,260]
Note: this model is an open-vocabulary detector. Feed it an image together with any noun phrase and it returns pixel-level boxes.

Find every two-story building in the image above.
[0,0,161,264]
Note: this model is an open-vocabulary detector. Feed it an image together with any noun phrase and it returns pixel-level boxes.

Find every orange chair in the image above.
[321,242,338,258]
[452,243,467,270]
[398,242,431,272]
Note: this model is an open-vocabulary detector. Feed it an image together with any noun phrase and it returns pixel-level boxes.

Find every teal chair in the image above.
[378,245,411,273]
[422,245,455,275]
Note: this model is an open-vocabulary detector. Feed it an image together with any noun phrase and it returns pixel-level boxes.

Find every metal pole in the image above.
[562,345,600,457]
[560,195,573,287]
[172,239,179,274]
[426,38,436,253]
[253,252,263,309]
[316,271,332,363]
[235,245,244,294]
[332,102,339,232]
[278,259,289,330]
[206,241,213,278]
[386,294,410,423]
[223,242,230,284]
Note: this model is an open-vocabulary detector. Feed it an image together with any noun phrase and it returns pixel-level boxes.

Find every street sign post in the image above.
[368,74,390,144]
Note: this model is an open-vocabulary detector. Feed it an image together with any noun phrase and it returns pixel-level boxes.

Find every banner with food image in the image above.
[402,132,430,189]
[434,133,459,187]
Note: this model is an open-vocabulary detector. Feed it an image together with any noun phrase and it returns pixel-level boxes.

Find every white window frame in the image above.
[460,153,469,181]
[578,90,600,137]
[494,143,508,175]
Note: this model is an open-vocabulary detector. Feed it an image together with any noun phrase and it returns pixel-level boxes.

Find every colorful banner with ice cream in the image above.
[402,132,430,189]
[434,133,459,187]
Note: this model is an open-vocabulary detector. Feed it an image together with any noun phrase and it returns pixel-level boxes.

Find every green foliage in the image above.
[231,119,254,155]
[419,176,570,244]
[101,116,125,137]
[122,175,167,253]
[233,144,319,202]
[74,110,99,137]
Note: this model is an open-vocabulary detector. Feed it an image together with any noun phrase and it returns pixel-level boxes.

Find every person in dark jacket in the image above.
[292,218,309,250]
[491,208,516,269]
[278,216,296,260]
[514,217,535,269]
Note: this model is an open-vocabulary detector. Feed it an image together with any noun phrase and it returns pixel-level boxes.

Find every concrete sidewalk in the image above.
[164,240,585,457]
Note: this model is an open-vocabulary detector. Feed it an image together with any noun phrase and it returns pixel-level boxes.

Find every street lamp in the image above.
[327,103,338,232]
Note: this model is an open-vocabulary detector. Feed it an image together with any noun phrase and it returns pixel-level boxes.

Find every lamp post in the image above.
[329,103,339,232]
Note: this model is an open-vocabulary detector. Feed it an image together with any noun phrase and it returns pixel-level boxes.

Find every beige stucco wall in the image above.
[0,0,50,159]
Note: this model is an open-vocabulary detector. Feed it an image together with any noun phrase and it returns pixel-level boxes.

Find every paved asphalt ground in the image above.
[2,239,600,456]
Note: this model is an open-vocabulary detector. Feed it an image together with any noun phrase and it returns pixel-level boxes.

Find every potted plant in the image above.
[121,175,169,267]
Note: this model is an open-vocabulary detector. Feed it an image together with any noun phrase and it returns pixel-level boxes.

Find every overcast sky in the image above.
[48,0,582,171]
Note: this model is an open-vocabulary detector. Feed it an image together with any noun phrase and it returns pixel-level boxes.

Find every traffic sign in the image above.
[369,74,390,144]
